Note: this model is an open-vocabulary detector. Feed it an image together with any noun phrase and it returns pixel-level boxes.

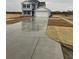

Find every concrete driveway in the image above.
[6,22,64,59]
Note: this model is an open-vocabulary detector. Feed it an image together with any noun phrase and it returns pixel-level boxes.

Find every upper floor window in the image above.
[27,4,30,8]
[23,4,26,8]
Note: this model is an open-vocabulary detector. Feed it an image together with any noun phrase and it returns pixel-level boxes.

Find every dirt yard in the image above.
[48,15,73,49]
[6,14,21,19]
[48,17,72,27]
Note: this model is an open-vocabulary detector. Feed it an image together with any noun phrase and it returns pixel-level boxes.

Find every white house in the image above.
[21,0,39,16]
[21,0,51,16]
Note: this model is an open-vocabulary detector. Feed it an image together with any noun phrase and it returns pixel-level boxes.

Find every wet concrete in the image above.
[6,17,64,59]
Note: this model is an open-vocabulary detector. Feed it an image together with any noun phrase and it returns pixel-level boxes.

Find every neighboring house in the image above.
[21,0,51,16]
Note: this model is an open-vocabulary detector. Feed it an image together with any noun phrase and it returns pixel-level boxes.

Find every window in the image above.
[23,11,31,15]
[23,4,26,8]
[27,4,30,8]
[23,11,26,14]
[27,11,30,15]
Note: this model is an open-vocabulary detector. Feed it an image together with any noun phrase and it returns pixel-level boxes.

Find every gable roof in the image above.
[31,0,39,3]
[22,0,39,4]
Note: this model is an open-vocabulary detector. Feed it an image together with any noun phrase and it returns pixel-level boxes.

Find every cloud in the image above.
[6,0,73,11]
[46,0,73,11]
[6,0,23,11]
[46,0,72,3]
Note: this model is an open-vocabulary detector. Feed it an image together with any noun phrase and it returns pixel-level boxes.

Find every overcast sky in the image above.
[6,0,73,11]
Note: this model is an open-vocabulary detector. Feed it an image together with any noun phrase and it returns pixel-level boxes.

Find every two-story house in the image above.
[21,0,46,16]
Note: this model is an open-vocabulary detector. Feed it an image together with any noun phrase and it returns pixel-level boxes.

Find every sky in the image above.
[6,0,73,12]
